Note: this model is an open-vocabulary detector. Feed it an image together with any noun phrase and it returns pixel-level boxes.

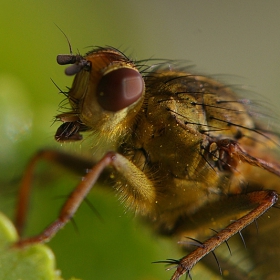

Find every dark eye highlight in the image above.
[97,68,144,111]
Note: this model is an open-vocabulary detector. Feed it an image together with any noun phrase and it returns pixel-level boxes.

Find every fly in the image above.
[14,45,280,280]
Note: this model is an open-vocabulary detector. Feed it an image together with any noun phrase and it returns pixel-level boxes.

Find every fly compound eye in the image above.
[97,68,144,111]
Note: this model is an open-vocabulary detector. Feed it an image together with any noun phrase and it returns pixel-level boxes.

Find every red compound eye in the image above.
[97,68,144,111]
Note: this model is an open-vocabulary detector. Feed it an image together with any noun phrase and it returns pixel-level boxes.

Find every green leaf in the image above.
[0,212,78,280]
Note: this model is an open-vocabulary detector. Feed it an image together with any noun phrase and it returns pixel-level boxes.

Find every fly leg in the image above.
[170,190,278,280]
[170,138,280,279]
[15,150,155,246]
[15,149,95,236]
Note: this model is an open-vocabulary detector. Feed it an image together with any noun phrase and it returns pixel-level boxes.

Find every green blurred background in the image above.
[1,1,280,279]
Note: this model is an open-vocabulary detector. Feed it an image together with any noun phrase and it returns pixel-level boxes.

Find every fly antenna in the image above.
[54,23,73,54]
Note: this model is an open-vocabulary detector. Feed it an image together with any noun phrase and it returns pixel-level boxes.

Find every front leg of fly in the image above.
[15,150,156,246]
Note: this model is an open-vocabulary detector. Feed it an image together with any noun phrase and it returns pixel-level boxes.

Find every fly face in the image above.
[55,48,145,142]
[15,46,280,279]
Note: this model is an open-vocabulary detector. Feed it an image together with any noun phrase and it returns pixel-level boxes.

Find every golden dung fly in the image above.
[14,46,280,279]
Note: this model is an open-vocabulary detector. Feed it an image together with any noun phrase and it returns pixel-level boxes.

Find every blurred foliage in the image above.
[0,212,61,280]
